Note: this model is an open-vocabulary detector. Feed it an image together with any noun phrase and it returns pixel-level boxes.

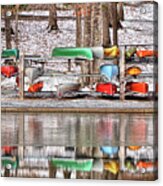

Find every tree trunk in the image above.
[102,3,111,47]
[83,4,92,47]
[15,5,19,48]
[91,3,103,83]
[47,4,58,32]
[76,7,82,47]
[111,2,118,45]
[4,8,12,49]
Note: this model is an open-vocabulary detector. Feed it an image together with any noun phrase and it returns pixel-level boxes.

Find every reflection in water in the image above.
[1,112,156,146]
[1,112,158,180]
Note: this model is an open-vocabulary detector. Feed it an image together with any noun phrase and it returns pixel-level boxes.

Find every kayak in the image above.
[25,67,44,83]
[100,64,118,81]
[126,82,148,94]
[51,158,93,172]
[136,50,158,58]
[136,161,158,170]
[100,146,119,156]
[104,46,119,58]
[1,65,18,78]
[126,47,136,58]
[104,160,119,174]
[2,146,17,155]
[1,48,19,59]
[96,83,117,95]
[91,46,104,59]
[28,81,43,93]
[128,146,141,151]
[126,66,142,76]
[57,83,81,98]
[52,47,93,60]
[1,156,18,169]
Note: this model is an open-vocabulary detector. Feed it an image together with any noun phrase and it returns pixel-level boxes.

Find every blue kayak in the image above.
[100,64,119,81]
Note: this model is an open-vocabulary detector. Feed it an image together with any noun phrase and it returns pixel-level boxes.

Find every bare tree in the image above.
[4,7,12,49]
[47,4,58,32]
[76,6,82,47]
[102,3,111,47]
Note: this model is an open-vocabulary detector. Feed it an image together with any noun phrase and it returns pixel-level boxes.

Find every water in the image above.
[1,112,157,147]
[1,112,158,180]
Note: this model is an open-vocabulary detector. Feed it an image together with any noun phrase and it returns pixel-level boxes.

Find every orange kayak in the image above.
[126,82,148,94]
[1,65,18,78]
[126,66,142,76]
[136,50,158,58]
[28,81,43,93]
[137,161,158,169]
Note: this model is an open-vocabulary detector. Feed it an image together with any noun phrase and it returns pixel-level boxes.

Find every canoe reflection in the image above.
[1,145,157,180]
[1,112,157,180]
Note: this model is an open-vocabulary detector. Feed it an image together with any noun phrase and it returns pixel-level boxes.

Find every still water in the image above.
[1,112,158,180]
[1,112,157,147]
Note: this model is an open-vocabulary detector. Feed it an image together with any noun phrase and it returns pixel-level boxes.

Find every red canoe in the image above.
[126,82,148,94]
[1,65,18,78]
[28,81,43,93]
[96,83,117,95]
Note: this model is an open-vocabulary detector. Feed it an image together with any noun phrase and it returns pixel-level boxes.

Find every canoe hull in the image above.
[96,83,117,95]
[1,65,18,78]
[100,64,118,80]
[126,82,148,94]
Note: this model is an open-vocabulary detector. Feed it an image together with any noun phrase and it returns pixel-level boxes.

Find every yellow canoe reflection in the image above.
[104,160,119,175]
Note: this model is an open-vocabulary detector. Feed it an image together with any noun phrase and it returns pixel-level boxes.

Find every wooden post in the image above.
[68,59,71,72]
[19,55,24,100]
[18,112,24,160]
[119,46,125,101]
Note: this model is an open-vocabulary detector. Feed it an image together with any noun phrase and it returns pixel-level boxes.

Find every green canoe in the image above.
[1,49,19,59]
[52,47,93,60]
[1,156,18,169]
[51,158,93,171]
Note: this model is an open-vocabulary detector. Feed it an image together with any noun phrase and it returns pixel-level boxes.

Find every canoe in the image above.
[104,46,119,58]
[25,67,44,83]
[57,83,81,98]
[1,156,18,169]
[28,81,43,93]
[52,47,93,60]
[96,83,117,95]
[1,49,19,59]
[126,47,136,58]
[2,146,17,155]
[1,65,18,78]
[51,158,93,172]
[126,66,142,76]
[104,160,119,175]
[136,161,158,173]
[128,146,141,151]
[126,82,148,94]
[91,46,104,59]
[136,50,158,58]
[100,64,118,81]
[100,146,119,156]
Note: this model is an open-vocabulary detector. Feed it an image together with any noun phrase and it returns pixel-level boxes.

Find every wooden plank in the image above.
[119,46,126,101]
[19,55,25,100]
[1,107,155,113]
